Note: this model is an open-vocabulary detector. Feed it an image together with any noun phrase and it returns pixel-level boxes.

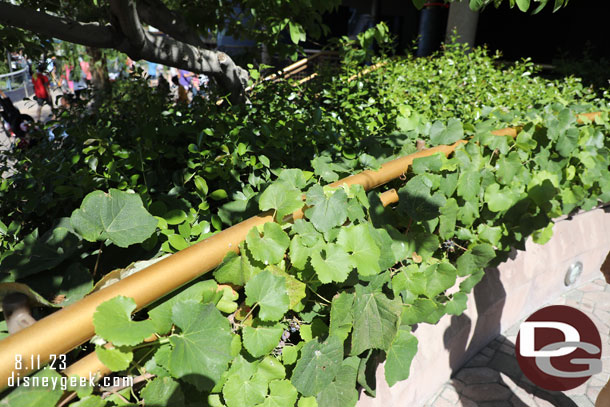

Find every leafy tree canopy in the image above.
[0,0,568,100]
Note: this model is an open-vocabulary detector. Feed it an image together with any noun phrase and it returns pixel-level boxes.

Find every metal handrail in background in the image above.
[0,67,30,97]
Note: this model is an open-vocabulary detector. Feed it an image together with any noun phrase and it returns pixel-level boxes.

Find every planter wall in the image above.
[358,206,610,406]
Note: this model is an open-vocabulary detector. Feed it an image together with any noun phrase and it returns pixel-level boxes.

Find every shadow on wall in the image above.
[443,266,577,406]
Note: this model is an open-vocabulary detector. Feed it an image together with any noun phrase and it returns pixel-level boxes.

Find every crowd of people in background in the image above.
[1,52,211,149]
[145,60,210,103]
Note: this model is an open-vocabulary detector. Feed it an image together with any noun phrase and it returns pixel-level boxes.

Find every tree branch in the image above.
[0,0,249,102]
[136,0,208,48]
[0,2,116,49]
[139,32,249,102]
[109,0,146,58]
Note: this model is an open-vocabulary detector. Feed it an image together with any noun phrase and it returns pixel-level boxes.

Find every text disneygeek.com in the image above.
[8,372,134,390]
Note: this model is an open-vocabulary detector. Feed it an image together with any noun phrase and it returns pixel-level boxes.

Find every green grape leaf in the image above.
[337,224,381,277]
[95,345,133,371]
[357,349,377,397]
[278,169,308,189]
[168,301,233,391]
[246,223,290,265]
[243,322,284,358]
[259,182,304,221]
[329,292,354,340]
[401,298,445,325]
[93,296,155,346]
[351,286,402,355]
[496,152,522,185]
[439,198,458,240]
[292,219,322,247]
[70,189,157,248]
[245,270,290,321]
[289,235,311,270]
[217,285,239,313]
[311,156,339,182]
[1,369,64,407]
[477,224,503,246]
[141,376,185,407]
[368,225,398,270]
[456,244,495,277]
[148,280,219,334]
[291,336,344,396]
[226,354,260,381]
[268,266,306,311]
[282,342,304,365]
[223,373,268,407]
[429,118,464,146]
[304,185,348,232]
[255,356,286,383]
[257,379,298,407]
[423,262,457,298]
[70,395,106,407]
[459,270,485,293]
[484,183,517,212]
[144,344,172,378]
[439,172,459,198]
[528,179,557,206]
[315,357,359,407]
[0,223,80,279]
[532,222,554,245]
[446,292,469,315]
[458,200,480,228]
[398,176,446,221]
[395,265,425,300]
[412,153,444,174]
[311,243,353,283]
[384,327,419,387]
[405,225,439,262]
[57,263,93,306]
[214,249,259,286]
[457,170,481,201]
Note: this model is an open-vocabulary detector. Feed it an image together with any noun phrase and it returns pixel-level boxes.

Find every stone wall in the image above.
[358,206,610,406]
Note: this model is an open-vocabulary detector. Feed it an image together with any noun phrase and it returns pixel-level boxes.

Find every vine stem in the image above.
[240,303,259,324]
[130,336,170,351]
[307,286,331,305]
[404,217,413,237]
[92,240,104,278]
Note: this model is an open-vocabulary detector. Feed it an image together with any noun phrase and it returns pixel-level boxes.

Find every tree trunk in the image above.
[87,47,110,93]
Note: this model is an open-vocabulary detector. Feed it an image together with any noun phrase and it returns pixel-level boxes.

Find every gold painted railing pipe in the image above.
[0,212,273,390]
[489,112,601,138]
[0,110,603,390]
[62,351,111,380]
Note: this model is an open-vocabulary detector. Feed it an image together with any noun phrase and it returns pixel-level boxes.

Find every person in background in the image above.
[0,89,21,130]
[65,65,75,94]
[0,89,35,147]
[172,75,188,103]
[156,75,170,97]
[79,57,92,88]
[147,61,158,83]
[31,65,53,122]
[178,69,193,92]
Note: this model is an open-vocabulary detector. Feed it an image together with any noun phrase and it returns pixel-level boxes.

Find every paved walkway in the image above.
[425,278,610,407]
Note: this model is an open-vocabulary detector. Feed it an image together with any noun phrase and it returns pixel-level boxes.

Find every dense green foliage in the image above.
[1,38,610,406]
